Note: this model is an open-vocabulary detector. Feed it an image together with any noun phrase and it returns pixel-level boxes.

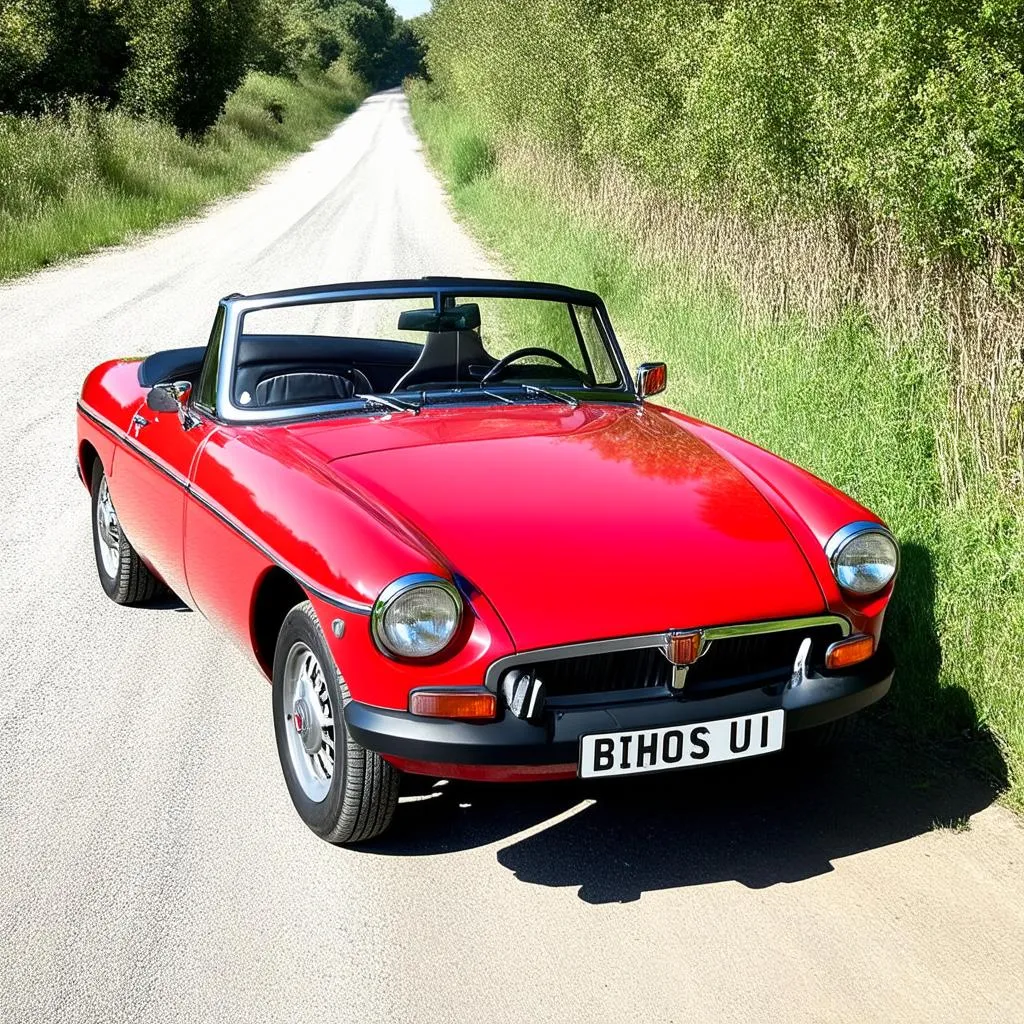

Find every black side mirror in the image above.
[636,362,668,398]
[147,384,181,413]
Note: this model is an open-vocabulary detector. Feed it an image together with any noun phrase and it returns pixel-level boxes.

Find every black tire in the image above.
[272,601,400,844]
[90,461,164,605]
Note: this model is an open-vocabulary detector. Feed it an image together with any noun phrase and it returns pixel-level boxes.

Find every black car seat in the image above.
[252,371,356,407]
[392,330,496,390]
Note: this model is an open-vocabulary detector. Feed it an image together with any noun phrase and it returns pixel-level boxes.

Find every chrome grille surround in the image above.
[484,615,852,704]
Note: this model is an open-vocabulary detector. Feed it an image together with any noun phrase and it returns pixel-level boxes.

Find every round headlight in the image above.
[372,574,462,658]
[827,523,899,596]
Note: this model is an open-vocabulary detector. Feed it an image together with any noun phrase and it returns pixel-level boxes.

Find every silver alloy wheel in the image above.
[282,642,336,803]
[95,477,121,579]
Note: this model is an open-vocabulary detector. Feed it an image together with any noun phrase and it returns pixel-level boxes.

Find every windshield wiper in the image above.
[515,384,579,409]
[355,393,420,415]
[481,389,514,404]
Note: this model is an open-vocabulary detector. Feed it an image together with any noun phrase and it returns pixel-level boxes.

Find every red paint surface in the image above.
[383,756,578,782]
[326,404,828,649]
[78,358,894,774]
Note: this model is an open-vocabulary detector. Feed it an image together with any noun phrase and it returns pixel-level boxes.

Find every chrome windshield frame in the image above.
[212,278,636,424]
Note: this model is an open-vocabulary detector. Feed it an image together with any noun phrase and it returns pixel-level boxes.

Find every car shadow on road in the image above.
[375,721,1005,903]
[368,540,1007,903]
[125,590,191,612]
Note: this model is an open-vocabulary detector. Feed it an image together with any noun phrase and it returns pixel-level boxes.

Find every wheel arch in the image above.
[79,440,101,488]
[251,566,308,677]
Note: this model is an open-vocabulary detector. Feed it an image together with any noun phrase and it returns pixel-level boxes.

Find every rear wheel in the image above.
[272,601,399,844]
[90,461,164,605]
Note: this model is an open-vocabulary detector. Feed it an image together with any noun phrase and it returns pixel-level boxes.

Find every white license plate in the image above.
[578,710,785,778]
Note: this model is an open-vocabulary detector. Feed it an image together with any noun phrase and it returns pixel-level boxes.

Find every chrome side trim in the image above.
[188,485,373,615]
[76,400,372,615]
[483,614,851,691]
[79,400,189,487]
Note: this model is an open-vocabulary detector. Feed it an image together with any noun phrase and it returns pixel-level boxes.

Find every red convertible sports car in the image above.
[77,278,898,843]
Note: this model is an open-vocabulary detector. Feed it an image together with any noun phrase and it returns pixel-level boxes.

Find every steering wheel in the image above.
[480,347,581,384]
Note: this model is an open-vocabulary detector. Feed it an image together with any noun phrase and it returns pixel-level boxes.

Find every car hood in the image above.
[299,404,826,650]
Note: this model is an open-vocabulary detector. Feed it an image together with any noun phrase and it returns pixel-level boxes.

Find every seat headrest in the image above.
[393,330,494,390]
[423,329,489,360]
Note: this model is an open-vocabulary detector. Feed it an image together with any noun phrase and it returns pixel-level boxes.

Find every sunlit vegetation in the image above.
[0,0,424,277]
[408,0,1024,806]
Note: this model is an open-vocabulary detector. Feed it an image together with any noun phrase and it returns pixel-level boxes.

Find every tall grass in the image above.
[0,62,366,279]
[409,82,1024,807]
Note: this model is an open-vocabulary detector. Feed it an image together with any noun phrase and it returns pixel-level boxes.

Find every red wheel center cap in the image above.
[292,698,321,755]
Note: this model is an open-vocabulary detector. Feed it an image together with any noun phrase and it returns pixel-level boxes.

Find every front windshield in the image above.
[231,293,627,416]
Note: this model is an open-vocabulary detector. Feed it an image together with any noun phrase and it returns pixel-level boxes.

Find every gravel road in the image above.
[1,88,1023,1024]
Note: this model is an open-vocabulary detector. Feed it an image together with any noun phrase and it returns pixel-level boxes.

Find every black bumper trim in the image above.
[346,648,894,767]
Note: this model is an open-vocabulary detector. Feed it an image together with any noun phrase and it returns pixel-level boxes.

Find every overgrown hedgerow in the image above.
[0,63,366,279]
[1,1,424,137]
[407,80,1024,809]
[424,0,1024,275]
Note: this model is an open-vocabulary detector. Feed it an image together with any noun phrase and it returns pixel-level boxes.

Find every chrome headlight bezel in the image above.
[371,573,463,659]
[825,521,900,596]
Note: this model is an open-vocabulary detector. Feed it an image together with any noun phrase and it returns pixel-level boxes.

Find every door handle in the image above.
[131,414,149,436]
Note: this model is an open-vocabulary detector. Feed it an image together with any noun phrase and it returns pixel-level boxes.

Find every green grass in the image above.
[0,63,366,279]
[408,84,1024,809]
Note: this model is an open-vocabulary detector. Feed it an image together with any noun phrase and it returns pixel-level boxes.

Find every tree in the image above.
[120,0,263,136]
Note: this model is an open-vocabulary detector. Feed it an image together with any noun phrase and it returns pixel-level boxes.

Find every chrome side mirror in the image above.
[146,381,199,428]
[636,362,668,398]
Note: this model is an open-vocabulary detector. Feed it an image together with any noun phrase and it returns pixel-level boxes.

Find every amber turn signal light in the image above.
[825,634,875,671]
[409,688,497,720]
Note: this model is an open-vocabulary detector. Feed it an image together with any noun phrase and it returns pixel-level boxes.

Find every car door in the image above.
[110,396,215,603]
[109,313,224,603]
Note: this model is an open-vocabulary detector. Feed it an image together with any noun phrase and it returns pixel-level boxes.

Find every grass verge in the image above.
[408,81,1024,809]
[0,63,366,280]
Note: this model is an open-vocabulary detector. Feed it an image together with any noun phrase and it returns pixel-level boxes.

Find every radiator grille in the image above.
[509,623,845,704]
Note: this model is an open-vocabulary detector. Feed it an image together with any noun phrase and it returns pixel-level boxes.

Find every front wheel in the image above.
[272,601,399,844]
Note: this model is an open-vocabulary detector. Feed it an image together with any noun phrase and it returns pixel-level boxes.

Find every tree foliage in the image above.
[423,0,1024,273]
[0,0,423,136]
[0,0,128,112]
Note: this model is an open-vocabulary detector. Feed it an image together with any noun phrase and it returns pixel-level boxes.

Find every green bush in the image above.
[0,0,128,113]
[336,0,425,88]
[0,63,366,278]
[0,0,421,137]
[119,0,264,137]
[424,0,1024,272]
[0,2,53,108]
[449,129,494,187]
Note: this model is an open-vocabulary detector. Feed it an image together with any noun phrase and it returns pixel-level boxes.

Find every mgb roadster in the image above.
[77,278,897,843]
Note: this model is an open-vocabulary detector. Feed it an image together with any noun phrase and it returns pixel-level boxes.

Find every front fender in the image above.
[310,584,515,711]
[664,409,894,641]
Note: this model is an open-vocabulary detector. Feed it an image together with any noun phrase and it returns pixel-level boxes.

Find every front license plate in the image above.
[578,710,785,779]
